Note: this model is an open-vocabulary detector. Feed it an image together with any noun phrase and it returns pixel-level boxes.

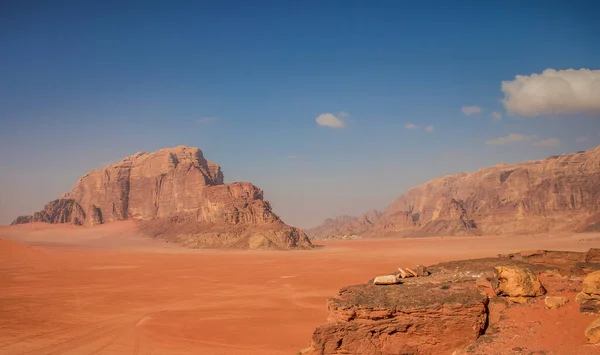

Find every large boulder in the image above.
[11,146,312,250]
[492,266,546,297]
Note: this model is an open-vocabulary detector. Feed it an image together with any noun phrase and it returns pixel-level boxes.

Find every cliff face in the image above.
[12,146,312,250]
[310,146,600,238]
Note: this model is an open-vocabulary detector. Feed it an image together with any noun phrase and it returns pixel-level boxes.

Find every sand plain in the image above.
[1,222,600,355]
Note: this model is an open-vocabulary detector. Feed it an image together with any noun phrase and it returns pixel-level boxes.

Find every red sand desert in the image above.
[2,222,600,355]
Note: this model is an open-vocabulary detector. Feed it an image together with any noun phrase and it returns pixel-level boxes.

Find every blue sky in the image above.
[1,1,599,227]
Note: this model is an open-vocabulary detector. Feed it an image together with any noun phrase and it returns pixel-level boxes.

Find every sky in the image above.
[1,1,599,228]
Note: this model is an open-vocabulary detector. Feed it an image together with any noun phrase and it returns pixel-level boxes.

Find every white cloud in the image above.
[491,112,502,120]
[316,113,345,128]
[485,134,537,145]
[425,125,435,132]
[462,106,482,115]
[576,136,589,143]
[501,68,600,117]
[338,111,349,118]
[405,123,418,129]
[533,138,561,147]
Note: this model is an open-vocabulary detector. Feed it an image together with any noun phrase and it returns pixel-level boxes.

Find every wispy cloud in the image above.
[533,138,561,147]
[316,112,345,128]
[576,136,589,143]
[404,123,418,129]
[196,116,218,124]
[485,134,537,145]
[287,154,299,159]
[462,106,482,115]
[501,68,600,117]
[491,112,502,120]
[337,111,349,118]
[425,125,435,132]
[485,133,560,147]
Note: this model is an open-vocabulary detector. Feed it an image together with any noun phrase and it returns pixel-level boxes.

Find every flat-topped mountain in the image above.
[12,146,312,250]
[308,146,600,239]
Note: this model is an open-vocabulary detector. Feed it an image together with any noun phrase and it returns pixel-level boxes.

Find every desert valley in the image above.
[2,4,599,354]
[3,145,600,355]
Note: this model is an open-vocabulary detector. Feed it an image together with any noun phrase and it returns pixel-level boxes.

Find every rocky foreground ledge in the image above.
[300,249,600,355]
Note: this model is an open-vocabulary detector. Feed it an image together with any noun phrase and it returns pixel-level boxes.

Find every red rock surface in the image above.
[302,250,600,355]
[11,146,312,249]
[309,145,600,239]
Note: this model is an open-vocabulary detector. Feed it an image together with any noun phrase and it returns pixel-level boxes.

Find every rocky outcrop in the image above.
[306,210,382,240]
[14,199,88,225]
[302,249,600,355]
[310,145,600,238]
[306,280,488,355]
[11,146,312,250]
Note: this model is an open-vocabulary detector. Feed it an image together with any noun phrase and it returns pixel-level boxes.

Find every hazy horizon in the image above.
[1,1,599,228]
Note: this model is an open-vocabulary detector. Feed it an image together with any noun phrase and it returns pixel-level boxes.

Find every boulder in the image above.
[373,275,400,285]
[544,296,568,309]
[582,270,600,295]
[415,264,430,276]
[585,318,600,344]
[492,266,546,298]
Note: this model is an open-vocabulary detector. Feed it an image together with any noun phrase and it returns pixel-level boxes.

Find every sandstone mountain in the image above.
[305,210,382,239]
[11,146,312,250]
[309,146,600,239]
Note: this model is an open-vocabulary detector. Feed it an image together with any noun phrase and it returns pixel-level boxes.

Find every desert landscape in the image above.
[2,222,600,355]
[2,3,599,354]
[3,145,600,354]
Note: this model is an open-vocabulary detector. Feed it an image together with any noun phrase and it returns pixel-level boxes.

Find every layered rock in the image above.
[302,249,600,355]
[310,145,600,238]
[11,146,312,250]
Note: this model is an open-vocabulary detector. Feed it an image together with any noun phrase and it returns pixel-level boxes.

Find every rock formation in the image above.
[302,249,600,355]
[306,210,382,240]
[11,146,312,250]
[309,145,600,238]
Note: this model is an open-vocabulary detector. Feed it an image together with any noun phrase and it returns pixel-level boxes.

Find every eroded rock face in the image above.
[310,146,600,238]
[11,146,312,250]
[16,199,87,226]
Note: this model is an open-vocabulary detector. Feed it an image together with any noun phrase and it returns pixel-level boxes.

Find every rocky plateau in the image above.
[11,146,312,250]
